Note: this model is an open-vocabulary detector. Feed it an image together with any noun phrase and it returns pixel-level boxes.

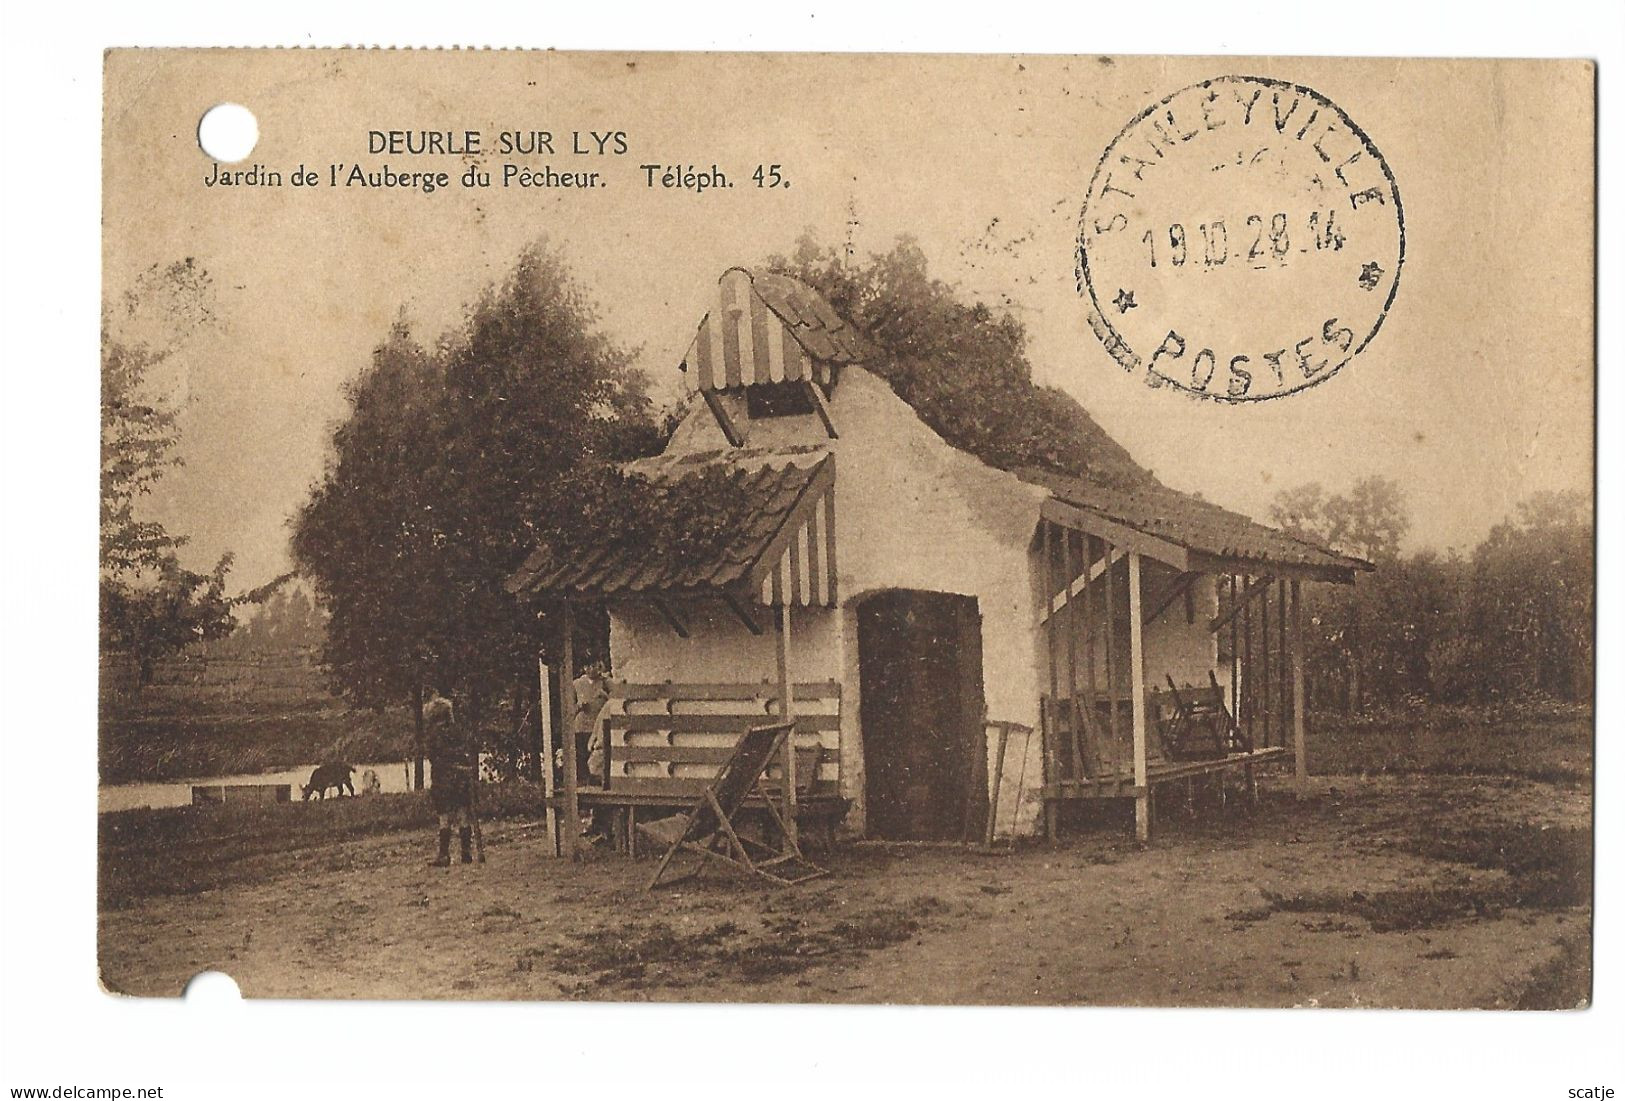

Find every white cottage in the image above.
[508,268,1369,854]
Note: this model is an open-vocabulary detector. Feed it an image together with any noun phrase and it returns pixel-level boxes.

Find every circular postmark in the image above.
[1077,76,1403,402]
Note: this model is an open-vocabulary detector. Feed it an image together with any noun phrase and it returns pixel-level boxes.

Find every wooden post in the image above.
[1229,575,1240,722]
[1084,535,1097,724]
[1278,578,1289,743]
[538,654,559,857]
[1292,579,1308,799]
[1103,540,1119,771]
[776,599,799,848]
[1127,552,1150,843]
[558,601,581,861]
[1242,577,1253,750]
[1254,578,1267,750]
[1064,528,1083,781]
[983,723,1011,847]
[1044,523,1061,773]
[1042,522,1060,841]
[411,682,426,791]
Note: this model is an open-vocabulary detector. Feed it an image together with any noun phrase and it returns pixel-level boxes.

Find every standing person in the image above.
[572,663,610,783]
[424,687,477,867]
[571,663,611,842]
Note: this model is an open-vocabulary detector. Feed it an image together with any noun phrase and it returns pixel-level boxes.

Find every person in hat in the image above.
[424,687,478,866]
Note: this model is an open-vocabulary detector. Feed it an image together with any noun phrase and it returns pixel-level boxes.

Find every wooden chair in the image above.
[1158,672,1250,760]
[638,721,827,890]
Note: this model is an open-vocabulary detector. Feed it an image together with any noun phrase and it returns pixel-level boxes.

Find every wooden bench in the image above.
[583,680,849,854]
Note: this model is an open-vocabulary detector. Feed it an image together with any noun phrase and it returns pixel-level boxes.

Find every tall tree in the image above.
[100,259,212,576]
[1271,478,1592,709]
[100,260,275,686]
[1270,476,1413,710]
[1467,490,1592,701]
[292,240,662,764]
[293,319,445,710]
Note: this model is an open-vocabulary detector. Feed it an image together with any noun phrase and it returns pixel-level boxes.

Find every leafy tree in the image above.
[223,583,326,654]
[102,556,289,686]
[292,241,663,775]
[1272,478,1592,710]
[100,260,275,686]
[1269,476,1413,710]
[766,235,1152,488]
[1467,490,1592,701]
[100,259,213,576]
[1268,476,1408,563]
[293,319,445,711]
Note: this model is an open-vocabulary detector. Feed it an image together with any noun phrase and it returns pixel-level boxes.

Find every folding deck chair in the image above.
[638,721,827,890]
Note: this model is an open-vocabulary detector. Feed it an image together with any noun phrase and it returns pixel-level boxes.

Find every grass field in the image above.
[1305,703,1592,784]
[99,649,416,783]
[99,783,546,910]
[97,675,1593,1007]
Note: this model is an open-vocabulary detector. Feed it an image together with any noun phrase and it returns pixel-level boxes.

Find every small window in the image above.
[745,381,815,418]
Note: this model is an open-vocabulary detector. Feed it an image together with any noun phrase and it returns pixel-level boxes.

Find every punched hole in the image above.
[197,103,258,163]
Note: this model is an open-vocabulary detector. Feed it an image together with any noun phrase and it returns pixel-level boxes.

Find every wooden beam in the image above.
[538,654,559,857]
[1187,551,1359,585]
[1143,571,1198,625]
[558,601,581,862]
[1208,574,1276,634]
[700,386,743,447]
[1065,528,1084,782]
[1040,544,1125,623]
[1261,575,1272,750]
[1043,522,1061,809]
[1292,579,1308,798]
[1278,578,1289,751]
[1084,534,1098,766]
[1243,578,1254,751]
[649,596,690,638]
[804,379,839,439]
[723,591,765,635]
[615,679,838,700]
[1040,497,1190,573]
[776,601,799,848]
[984,722,1011,847]
[1228,575,1240,723]
[1104,540,1119,765]
[1127,552,1150,843]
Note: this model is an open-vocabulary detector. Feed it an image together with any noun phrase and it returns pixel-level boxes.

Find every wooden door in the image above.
[858,591,987,841]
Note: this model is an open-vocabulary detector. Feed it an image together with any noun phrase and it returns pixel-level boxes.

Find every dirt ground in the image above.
[98,773,1591,1007]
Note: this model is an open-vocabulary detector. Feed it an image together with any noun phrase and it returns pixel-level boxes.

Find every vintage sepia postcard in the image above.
[99,49,1594,1008]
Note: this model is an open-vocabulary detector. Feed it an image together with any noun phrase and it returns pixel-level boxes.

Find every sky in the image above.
[103,51,1594,590]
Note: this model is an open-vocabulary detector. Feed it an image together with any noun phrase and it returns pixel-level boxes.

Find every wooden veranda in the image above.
[1033,498,1359,843]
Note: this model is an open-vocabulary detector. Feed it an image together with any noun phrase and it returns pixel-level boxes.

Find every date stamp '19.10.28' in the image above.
[1078,75,1404,402]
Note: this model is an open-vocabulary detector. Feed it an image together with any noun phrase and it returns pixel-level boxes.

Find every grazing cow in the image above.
[359,768,382,796]
[301,762,355,800]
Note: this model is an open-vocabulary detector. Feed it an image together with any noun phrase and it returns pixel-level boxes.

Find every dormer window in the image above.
[680,268,868,445]
[746,380,817,418]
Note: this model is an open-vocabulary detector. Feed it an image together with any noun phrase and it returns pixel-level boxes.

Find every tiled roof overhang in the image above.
[506,447,837,606]
[1022,469,1373,584]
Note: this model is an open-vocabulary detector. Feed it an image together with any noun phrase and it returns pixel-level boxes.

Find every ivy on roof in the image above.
[766,236,1154,491]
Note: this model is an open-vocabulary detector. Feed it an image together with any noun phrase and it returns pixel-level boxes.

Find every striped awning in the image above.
[682,268,867,392]
[755,466,837,607]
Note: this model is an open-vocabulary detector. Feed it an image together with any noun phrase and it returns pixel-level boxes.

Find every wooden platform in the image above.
[1040,746,1287,800]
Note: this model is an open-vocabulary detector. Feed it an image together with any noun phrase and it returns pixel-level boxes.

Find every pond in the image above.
[98,759,433,814]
